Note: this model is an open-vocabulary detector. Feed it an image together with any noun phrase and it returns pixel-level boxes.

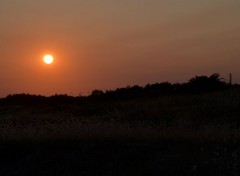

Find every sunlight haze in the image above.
[0,0,240,96]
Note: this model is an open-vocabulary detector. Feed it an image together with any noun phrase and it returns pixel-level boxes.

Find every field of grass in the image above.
[0,88,240,175]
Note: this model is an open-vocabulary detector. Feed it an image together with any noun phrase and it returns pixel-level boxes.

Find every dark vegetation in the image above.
[0,73,230,105]
[0,73,240,176]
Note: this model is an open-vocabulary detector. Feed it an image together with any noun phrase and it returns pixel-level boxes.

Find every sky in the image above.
[0,0,240,96]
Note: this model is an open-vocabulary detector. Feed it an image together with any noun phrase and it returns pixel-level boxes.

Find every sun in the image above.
[43,54,54,64]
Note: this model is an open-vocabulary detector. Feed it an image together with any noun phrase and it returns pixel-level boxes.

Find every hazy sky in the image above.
[0,0,240,96]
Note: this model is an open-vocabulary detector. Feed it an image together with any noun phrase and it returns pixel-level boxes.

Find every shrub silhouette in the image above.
[0,73,232,105]
[187,73,227,91]
[91,90,104,97]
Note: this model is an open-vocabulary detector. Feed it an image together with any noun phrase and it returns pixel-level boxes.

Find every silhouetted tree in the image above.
[187,73,227,91]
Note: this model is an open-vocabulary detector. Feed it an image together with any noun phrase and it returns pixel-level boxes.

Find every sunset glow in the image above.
[0,0,240,96]
[43,55,54,65]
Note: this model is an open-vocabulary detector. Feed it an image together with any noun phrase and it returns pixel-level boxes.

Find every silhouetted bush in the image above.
[0,73,235,106]
[90,90,104,97]
[186,73,227,92]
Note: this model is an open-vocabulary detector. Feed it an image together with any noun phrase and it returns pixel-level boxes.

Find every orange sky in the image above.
[0,0,240,96]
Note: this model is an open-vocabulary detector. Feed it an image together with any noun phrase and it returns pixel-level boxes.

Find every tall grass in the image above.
[0,88,240,143]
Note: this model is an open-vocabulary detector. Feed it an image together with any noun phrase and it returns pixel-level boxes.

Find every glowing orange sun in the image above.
[43,54,54,64]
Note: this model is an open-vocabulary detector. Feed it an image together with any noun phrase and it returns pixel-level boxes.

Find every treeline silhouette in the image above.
[0,73,237,105]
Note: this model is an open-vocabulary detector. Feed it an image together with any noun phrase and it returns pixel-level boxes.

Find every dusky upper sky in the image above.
[0,0,240,96]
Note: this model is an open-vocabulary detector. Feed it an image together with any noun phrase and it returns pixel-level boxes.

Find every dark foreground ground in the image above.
[1,139,240,176]
[1,88,240,175]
